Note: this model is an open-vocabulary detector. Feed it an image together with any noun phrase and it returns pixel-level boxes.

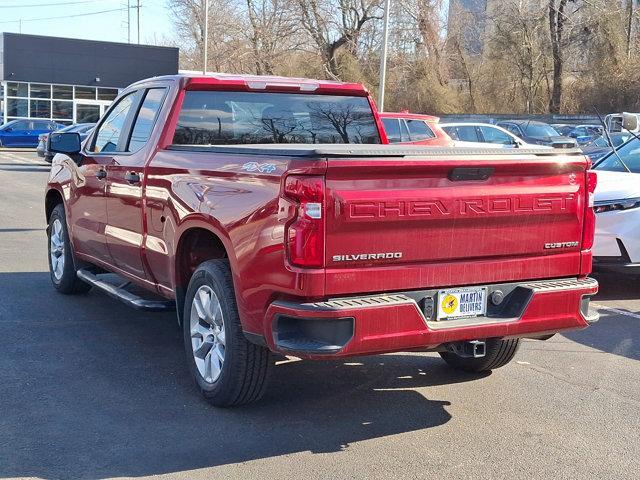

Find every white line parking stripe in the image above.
[591,303,640,320]
[0,152,48,165]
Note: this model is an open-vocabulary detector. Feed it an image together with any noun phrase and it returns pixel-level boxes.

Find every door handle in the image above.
[125,172,141,184]
[96,169,107,180]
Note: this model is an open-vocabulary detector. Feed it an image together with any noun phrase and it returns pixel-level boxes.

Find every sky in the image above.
[0,0,175,45]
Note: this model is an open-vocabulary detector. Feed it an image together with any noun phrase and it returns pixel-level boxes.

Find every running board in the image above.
[76,269,175,312]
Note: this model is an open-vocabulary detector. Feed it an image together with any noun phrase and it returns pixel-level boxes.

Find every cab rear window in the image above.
[173,91,381,145]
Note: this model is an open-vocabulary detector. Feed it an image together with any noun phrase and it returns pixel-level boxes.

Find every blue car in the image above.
[0,119,63,147]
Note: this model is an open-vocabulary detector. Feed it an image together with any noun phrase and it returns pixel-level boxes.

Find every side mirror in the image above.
[4,127,12,132]
[48,132,81,155]
[622,112,638,132]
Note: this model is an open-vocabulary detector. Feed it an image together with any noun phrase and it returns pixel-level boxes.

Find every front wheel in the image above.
[439,338,521,372]
[183,259,273,407]
[47,204,91,294]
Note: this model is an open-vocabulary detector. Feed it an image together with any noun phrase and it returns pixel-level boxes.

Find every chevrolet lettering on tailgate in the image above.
[347,194,577,220]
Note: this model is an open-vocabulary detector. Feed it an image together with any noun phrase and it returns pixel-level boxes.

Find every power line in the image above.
[0,7,129,25]
[0,0,103,7]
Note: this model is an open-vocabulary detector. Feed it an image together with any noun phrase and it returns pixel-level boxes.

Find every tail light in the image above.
[581,170,597,250]
[283,175,325,267]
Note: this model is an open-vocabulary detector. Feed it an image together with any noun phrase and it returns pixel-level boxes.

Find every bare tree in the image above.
[295,0,383,78]
[548,0,571,113]
[245,0,302,74]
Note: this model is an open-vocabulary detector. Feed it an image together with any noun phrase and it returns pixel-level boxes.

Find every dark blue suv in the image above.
[0,119,63,147]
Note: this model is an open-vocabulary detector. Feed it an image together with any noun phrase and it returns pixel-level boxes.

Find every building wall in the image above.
[0,33,179,124]
[1,33,179,88]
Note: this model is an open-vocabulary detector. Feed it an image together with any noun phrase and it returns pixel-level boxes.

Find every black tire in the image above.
[183,259,272,407]
[47,203,91,294]
[439,338,521,373]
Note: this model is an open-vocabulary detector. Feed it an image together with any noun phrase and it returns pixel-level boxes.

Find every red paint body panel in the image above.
[46,74,598,359]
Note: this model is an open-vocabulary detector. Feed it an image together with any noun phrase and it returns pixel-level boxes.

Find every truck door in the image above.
[69,94,142,265]
[102,88,167,281]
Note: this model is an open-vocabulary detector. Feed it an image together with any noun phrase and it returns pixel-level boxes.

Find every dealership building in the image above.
[0,33,179,125]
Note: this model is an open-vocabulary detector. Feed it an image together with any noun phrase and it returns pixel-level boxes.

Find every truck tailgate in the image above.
[324,151,588,295]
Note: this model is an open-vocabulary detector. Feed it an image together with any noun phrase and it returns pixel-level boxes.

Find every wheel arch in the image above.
[173,223,235,324]
[45,188,64,222]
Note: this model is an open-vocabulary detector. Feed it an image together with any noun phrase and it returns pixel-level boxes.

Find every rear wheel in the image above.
[47,204,91,294]
[439,338,520,372]
[183,259,273,407]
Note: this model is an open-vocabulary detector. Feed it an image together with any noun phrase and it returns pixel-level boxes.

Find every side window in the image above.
[406,119,435,141]
[12,121,30,130]
[442,126,458,140]
[382,118,401,143]
[503,124,521,136]
[479,126,513,145]
[33,121,51,130]
[400,120,411,142]
[92,93,137,153]
[455,125,480,142]
[128,88,167,152]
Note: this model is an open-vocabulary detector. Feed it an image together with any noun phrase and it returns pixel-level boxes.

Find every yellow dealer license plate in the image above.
[436,287,488,321]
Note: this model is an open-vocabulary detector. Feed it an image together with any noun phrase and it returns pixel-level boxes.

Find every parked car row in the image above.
[380,113,574,150]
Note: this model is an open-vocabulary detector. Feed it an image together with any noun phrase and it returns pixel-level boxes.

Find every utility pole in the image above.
[136,0,140,44]
[127,0,131,43]
[377,0,391,112]
[18,18,22,34]
[203,0,209,74]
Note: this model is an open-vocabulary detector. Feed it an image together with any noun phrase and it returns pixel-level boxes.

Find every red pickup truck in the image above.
[45,73,599,407]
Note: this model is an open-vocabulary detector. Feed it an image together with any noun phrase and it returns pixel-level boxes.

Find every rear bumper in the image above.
[262,277,599,358]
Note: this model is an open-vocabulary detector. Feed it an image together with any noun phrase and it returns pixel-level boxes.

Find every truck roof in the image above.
[130,73,370,96]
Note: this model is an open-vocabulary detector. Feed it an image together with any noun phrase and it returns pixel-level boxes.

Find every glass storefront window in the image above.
[98,88,119,101]
[30,99,52,118]
[52,100,73,119]
[52,85,73,100]
[30,84,51,99]
[75,86,96,100]
[7,82,28,98]
[7,98,28,117]
[76,103,102,123]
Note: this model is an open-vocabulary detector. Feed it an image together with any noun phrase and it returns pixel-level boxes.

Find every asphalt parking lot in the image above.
[0,151,638,480]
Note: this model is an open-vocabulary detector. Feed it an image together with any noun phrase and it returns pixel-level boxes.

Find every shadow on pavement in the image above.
[563,309,639,361]
[0,272,472,479]
[592,273,640,302]
[558,273,640,361]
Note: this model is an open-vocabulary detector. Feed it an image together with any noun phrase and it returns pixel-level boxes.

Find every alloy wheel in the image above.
[49,218,65,281]
[190,285,226,383]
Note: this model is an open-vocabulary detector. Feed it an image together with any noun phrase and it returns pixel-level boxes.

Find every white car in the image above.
[592,140,640,274]
[440,122,542,149]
